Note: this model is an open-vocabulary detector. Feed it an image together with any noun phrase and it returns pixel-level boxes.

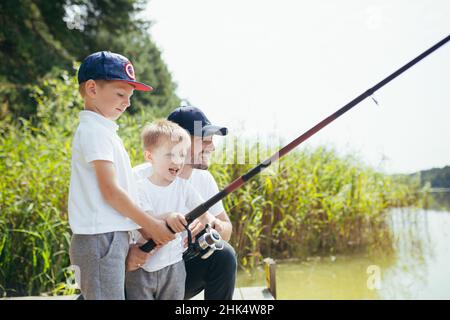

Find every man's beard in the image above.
[190,152,209,170]
[191,162,208,170]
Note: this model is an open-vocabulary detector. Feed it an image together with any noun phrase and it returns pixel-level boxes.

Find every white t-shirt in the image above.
[134,177,205,272]
[133,162,225,216]
[68,111,139,234]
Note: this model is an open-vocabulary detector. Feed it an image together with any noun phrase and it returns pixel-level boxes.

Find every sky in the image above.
[142,0,450,174]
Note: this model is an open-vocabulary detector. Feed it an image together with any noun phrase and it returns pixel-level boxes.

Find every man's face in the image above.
[188,135,215,170]
[89,80,134,120]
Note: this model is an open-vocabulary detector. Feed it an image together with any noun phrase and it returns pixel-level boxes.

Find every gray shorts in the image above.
[69,231,130,300]
[125,260,186,300]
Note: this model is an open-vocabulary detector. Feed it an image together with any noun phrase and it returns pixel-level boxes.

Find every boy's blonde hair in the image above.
[141,119,191,151]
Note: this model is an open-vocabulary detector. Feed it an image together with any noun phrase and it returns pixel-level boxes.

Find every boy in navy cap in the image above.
[68,51,174,300]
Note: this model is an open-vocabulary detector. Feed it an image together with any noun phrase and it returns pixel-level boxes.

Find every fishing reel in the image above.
[183,223,224,261]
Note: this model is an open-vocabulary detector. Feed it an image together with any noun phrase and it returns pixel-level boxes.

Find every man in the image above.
[127,105,237,300]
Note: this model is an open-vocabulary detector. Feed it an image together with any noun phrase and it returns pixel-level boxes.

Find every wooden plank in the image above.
[264,258,277,299]
[190,287,273,300]
[1,294,80,300]
[3,288,274,300]
[2,278,277,300]
[190,289,243,300]
[239,287,274,300]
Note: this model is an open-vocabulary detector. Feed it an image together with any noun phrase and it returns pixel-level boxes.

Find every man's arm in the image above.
[211,211,232,242]
[204,170,232,240]
[187,171,233,241]
[92,160,175,245]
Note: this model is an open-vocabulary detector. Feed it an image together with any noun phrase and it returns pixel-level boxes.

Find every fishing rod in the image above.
[140,34,450,253]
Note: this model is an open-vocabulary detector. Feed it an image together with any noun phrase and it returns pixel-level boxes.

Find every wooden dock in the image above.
[190,287,274,300]
[192,257,276,300]
[2,259,277,300]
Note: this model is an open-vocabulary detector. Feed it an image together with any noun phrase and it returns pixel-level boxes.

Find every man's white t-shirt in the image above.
[133,163,225,217]
[134,177,205,272]
[68,111,139,234]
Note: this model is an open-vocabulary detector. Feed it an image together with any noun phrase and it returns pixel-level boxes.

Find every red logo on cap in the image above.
[125,62,135,80]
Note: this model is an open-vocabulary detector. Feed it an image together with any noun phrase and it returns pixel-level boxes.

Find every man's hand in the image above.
[126,244,158,272]
[182,218,204,248]
[210,218,224,233]
[182,213,232,248]
[189,213,223,237]
[189,219,206,239]
[165,212,188,233]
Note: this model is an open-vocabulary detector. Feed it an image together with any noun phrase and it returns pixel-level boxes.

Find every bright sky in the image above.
[142,0,450,174]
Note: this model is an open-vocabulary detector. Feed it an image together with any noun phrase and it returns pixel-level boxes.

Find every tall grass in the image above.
[0,70,421,296]
[210,140,420,268]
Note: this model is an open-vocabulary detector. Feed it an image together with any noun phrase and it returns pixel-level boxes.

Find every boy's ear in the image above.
[84,79,97,98]
[144,150,153,163]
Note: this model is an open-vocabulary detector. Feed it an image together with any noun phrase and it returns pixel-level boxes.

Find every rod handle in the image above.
[139,222,175,253]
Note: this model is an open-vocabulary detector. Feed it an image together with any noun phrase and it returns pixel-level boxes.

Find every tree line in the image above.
[414,166,450,188]
[0,0,179,120]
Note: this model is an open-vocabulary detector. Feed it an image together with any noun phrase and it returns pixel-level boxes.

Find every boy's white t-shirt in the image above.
[68,110,139,234]
[135,177,205,272]
[133,162,225,216]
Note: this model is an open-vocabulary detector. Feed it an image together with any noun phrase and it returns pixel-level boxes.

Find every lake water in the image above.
[236,193,450,299]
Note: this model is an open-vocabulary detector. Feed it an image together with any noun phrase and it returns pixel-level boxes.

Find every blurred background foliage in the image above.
[0,0,179,119]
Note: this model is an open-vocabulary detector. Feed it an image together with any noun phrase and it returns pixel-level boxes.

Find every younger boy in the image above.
[125,120,208,300]
[68,51,174,300]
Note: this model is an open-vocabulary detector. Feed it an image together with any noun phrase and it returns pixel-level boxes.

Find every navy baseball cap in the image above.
[77,51,153,91]
[168,106,228,137]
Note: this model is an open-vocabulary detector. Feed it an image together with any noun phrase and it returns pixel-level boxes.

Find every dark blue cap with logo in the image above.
[168,106,228,137]
[77,51,153,91]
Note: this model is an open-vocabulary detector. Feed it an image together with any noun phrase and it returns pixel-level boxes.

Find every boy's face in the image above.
[85,80,134,120]
[145,139,189,184]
